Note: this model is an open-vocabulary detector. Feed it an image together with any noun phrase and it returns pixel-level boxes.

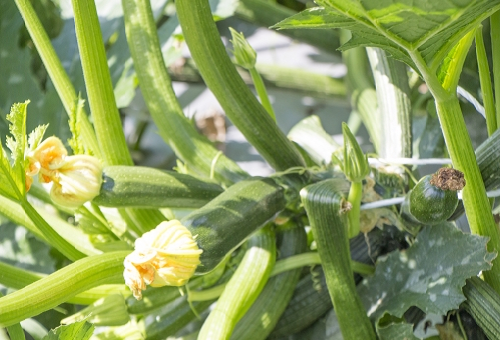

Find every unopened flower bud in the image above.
[229,27,257,70]
[124,220,203,300]
[341,122,370,182]
[49,155,103,208]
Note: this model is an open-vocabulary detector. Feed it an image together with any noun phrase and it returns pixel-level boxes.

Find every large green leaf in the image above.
[274,0,500,72]
[358,223,496,322]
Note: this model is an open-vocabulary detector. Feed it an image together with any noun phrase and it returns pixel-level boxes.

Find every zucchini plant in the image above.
[1,0,500,339]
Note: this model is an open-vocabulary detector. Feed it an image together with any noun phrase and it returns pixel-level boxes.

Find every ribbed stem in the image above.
[176,0,306,172]
[121,0,247,185]
[0,251,129,328]
[13,0,100,157]
[72,0,132,166]
[366,47,412,159]
[435,97,500,293]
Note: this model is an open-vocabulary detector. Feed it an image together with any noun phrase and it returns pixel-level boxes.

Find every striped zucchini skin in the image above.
[231,221,307,340]
[181,177,286,274]
[93,166,224,208]
[198,225,276,340]
[143,295,214,340]
[269,226,403,338]
[462,276,500,340]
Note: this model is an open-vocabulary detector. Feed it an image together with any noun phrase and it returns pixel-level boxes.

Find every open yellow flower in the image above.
[29,136,67,183]
[124,220,203,300]
[49,155,103,208]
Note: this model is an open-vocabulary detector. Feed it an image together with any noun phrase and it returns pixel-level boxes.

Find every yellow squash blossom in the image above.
[123,220,203,300]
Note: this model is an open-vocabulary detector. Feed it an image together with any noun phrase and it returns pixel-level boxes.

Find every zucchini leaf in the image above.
[358,223,496,322]
[41,320,94,340]
[376,320,420,340]
[274,0,500,73]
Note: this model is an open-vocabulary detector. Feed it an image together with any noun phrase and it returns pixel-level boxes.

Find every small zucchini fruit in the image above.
[403,168,465,225]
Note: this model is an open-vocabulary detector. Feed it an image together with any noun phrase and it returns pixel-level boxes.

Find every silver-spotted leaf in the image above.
[358,223,496,322]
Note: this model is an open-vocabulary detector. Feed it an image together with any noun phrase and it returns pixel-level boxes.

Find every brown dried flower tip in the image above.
[340,198,352,214]
[430,168,466,191]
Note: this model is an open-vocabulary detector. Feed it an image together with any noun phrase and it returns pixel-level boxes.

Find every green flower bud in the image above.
[339,122,370,182]
[229,27,257,70]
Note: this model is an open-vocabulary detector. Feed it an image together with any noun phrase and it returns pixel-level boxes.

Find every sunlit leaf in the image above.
[42,320,94,340]
[275,0,500,72]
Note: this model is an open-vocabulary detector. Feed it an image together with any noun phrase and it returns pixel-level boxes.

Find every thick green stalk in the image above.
[366,47,412,158]
[121,0,247,185]
[176,0,306,172]
[435,97,500,292]
[411,32,500,292]
[21,200,86,261]
[491,11,500,127]
[198,226,276,340]
[0,251,129,327]
[73,0,168,233]
[301,179,375,340]
[476,26,497,135]
[347,181,363,238]
[13,0,100,157]
[0,261,128,305]
[249,68,276,121]
[340,30,380,152]
[71,0,132,166]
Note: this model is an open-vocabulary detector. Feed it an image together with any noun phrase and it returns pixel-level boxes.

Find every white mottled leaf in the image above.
[358,223,496,321]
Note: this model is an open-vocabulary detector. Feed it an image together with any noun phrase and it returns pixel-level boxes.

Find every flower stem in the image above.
[21,200,86,261]
[347,181,363,238]
[0,251,129,328]
[176,0,306,172]
[249,68,276,121]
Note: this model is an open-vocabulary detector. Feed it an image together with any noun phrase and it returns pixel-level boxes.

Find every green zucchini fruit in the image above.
[402,168,464,225]
[181,177,285,274]
[231,220,307,340]
[143,294,214,340]
[93,166,224,208]
[269,225,404,338]
[462,276,500,340]
[198,225,276,339]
